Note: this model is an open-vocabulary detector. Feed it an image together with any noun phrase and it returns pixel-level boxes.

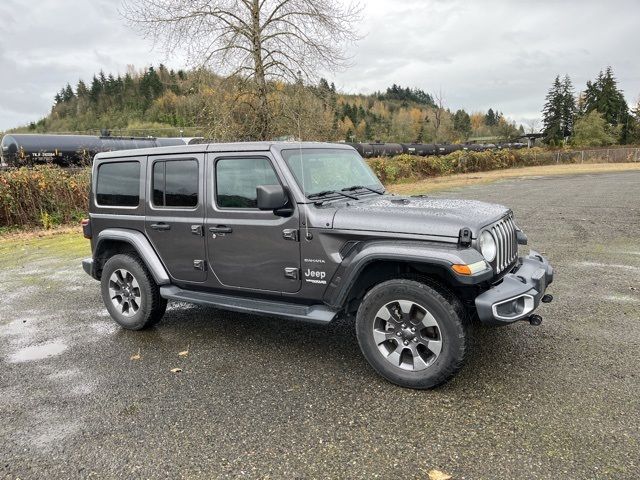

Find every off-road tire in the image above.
[101,253,167,330]
[356,279,467,389]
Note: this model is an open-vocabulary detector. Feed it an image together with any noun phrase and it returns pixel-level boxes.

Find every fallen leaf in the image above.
[170,368,183,373]
[130,348,141,361]
[178,344,190,357]
[428,470,452,480]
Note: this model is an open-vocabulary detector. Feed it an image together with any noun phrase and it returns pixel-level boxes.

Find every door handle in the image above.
[150,223,171,231]
[209,225,233,234]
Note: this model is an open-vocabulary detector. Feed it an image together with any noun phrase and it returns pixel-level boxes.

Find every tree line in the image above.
[542,67,639,146]
[20,66,522,144]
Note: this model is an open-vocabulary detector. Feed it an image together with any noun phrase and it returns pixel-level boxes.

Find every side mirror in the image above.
[256,184,288,211]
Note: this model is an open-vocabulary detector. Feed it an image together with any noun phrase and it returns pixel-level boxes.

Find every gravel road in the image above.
[1,171,639,479]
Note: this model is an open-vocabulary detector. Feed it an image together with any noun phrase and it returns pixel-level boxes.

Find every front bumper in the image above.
[475,250,553,326]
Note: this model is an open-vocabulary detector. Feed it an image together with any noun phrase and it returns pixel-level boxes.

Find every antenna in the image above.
[295,83,311,242]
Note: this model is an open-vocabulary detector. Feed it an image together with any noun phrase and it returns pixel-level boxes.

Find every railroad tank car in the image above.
[401,143,435,156]
[369,142,403,157]
[345,142,375,158]
[0,134,200,167]
[436,144,464,155]
[461,144,485,152]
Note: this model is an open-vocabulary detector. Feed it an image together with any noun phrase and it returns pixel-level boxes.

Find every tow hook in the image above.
[528,314,543,326]
[541,294,553,303]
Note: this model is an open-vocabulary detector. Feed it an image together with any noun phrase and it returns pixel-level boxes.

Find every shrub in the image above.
[0,166,90,228]
[366,147,579,184]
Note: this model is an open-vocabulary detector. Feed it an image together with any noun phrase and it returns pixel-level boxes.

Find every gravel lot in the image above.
[1,172,639,479]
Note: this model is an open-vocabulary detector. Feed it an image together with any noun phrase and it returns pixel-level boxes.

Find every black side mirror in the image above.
[256,184,288,211]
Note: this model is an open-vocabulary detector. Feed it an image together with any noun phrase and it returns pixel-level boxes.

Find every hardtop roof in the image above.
[93,141,355,161]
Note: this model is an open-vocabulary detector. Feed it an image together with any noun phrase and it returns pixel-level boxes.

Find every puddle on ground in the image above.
[8,341,68,363]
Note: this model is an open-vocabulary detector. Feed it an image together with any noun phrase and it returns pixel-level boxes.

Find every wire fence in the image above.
[531,147,640,164]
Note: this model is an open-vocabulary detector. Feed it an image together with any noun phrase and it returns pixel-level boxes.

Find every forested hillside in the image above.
[13,65,522,143]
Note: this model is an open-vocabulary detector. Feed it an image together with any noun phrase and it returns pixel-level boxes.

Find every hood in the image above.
[331,196,509,238]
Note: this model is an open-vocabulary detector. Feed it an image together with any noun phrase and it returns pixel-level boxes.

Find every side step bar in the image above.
[160,286,338,325]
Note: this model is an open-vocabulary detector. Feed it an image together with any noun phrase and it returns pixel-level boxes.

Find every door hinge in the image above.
[193,259,206,271]
[284,267,299,280]
[191,225,203,236]
[282,229,299,242]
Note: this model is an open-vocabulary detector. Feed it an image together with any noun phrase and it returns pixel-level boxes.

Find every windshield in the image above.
[281,148,383,197]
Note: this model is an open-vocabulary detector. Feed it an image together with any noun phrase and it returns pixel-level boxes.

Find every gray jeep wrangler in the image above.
[82,142,553,389]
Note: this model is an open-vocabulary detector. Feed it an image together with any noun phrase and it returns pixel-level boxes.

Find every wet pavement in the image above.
[1,172,639,479]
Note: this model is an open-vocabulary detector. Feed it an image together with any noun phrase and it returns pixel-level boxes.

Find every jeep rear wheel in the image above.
[101,253,167,330]
[356,279,467,389]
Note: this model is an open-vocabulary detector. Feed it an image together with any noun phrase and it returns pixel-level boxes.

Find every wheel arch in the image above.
[93,229,170,285]
[323,240,488,311]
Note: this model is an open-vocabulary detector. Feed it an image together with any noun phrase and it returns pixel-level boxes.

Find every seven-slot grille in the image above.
[488,214,518,273]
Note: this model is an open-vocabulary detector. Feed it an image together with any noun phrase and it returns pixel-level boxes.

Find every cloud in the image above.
[1,0,639,131]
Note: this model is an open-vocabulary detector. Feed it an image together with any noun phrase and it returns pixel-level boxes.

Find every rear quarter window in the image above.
[96,161,140,207]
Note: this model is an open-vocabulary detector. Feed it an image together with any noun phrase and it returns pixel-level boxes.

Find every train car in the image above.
[345,142,375,158]
[369,142,403,157]
[461,144,486,152]
[0,134,201,167]
[435,144,464,155]
[401,143,436,156]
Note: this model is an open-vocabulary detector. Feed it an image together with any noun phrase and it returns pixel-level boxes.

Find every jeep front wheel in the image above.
[356,279,467,389]
[101,253,167,330]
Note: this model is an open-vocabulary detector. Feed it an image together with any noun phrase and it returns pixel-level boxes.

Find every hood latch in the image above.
[458,227,472,247]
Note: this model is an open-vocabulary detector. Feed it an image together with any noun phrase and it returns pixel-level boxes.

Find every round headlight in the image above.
[479,231,496,262]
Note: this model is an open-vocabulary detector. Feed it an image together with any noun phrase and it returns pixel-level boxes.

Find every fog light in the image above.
[492,294,535,320]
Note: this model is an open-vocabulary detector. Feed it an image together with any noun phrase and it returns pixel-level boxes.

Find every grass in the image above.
[0,226,89,269]
[387,162,640,196]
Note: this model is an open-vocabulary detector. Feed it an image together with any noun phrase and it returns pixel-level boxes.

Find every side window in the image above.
[152,159,199,208]
[216,158,279,209]
[96,161,140,207]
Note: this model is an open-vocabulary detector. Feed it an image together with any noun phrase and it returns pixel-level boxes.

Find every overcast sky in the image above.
[1,0,639,131]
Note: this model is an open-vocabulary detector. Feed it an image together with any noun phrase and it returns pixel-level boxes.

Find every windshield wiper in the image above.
[307,190,359,201]
[341,185,385,195]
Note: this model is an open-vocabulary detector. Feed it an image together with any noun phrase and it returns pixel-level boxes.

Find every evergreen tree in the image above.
[62,84,75,102]
[560,75,576,138]
[89,75,102,104]
[76,80,89,99]
[453,109,472,139]
[485,108,497,126]
[542,75,564,145]
[581,67,629,142]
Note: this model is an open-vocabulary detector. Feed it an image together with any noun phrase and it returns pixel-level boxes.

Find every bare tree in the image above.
[120,0,362,139]
[525,118,540,134]
[433,89,445,142]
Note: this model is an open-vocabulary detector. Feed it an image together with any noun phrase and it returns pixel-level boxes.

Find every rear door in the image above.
[205,153,301,293]
[145,154,206,283]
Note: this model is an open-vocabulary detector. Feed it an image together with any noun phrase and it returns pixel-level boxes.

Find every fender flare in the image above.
[94,228,170,285]
[323,239,490,308]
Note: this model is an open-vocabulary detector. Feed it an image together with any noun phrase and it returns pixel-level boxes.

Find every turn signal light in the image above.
[451,260,488,276]
[452,264,472,275]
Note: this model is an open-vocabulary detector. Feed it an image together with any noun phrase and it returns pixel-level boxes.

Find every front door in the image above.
[145,154,206,283]
[205,153,301,293]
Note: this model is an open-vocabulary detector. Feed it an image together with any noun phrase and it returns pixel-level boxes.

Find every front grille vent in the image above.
[489,214,518,273]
